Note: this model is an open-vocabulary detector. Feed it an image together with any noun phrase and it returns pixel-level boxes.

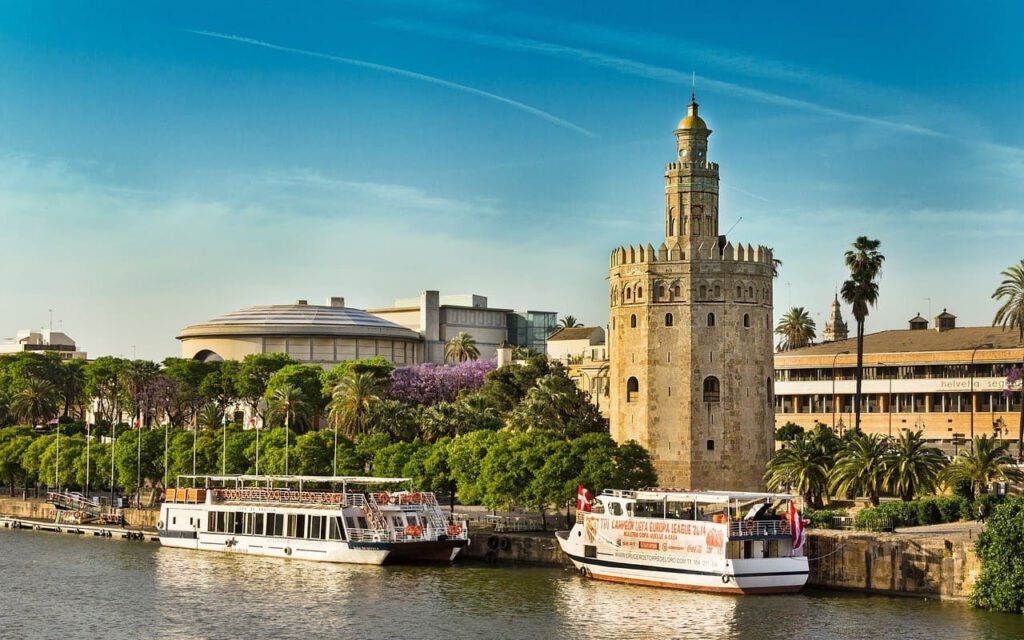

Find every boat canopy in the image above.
[175,474,411,486]
[601,489,796,504]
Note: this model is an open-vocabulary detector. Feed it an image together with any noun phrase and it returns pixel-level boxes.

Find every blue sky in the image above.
[1,1,1022,359]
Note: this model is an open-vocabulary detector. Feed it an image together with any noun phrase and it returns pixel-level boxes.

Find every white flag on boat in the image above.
[789,502,808,556]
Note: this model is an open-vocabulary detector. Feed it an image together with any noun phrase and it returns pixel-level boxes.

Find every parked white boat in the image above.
[158,475,468,565]
[556,489,809,594]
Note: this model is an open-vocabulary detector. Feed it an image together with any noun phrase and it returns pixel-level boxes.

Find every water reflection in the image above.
[3,530,1024,640]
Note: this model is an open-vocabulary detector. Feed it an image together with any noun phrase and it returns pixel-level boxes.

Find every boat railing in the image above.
[206,488,371,508]
[728,519,791,539]
[164,488,208,504]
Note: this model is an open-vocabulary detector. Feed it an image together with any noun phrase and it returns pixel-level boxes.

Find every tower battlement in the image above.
[609,241,773,267]
[664,161,719,173]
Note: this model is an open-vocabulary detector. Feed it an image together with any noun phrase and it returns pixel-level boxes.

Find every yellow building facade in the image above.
[774,313,1024,452]
[608,98,776,491]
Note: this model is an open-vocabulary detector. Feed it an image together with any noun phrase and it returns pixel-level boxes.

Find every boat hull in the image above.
[556,530,808,595]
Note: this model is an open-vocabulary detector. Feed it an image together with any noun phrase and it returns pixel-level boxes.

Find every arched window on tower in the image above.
[637,287,643,299]
[714,285,721,298]
[627,377,639,403]
[703,376,721,403]
[736,286,742,299]
[699,285,707,299]
[665,313,674,327]
[743,313,750,328]
[630,314,637,328]
[668,217,675,235]
[658,285,666,299]
[673,285,681,298]
[707,312,716,327]
[626,289,632,300]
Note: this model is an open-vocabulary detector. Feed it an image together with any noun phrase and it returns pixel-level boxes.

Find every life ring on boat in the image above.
[375,492,390,504]
[284,547,292,556]
[499,537,511,552]
[405,525,423,537]
[407,492,422,504]
[157,520,164,530]
[721,574,731,584]
[447,524,462,537]
[742,520,754,534]
[487,536,499,550]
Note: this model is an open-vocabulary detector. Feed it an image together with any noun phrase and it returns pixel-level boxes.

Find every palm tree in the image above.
[829,433,889,506]
[328,373,382,439]
[445,332,480,363]
[992,259,1024,459]
[268,384,311,475]
[10,378,62,428]
[556,315,583,330]
[763,432,832,508]
[840,236,885,431]
[942,435,1024,499]
[774,307,817,351]
[884,430,946,501]
[196,402,225,431]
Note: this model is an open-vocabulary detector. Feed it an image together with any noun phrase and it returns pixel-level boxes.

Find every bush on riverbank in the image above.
[804,508,849,529]
[852,495,1002,530]
[970,496,1024,613]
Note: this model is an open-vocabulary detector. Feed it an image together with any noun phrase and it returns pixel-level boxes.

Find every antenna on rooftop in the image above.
[48,308,53,332]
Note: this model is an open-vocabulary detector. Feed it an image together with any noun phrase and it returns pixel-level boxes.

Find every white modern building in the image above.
[0,329,87,360]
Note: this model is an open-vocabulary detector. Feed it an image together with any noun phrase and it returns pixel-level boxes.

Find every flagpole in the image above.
[221,410,227,475]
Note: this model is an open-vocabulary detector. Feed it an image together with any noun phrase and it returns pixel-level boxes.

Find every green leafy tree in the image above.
[885,429,946,501]
[266,364,327,424]
[0,434,34,494]
[445,331,480,363]
[371,440,425,478]
[447,430,499,504]
[38,434,86,490]
[113,428,165,492]
[942,435,1024,499]
[73,440,111,493]
[328,372,383,439]
[266,384,311,475]
[506,373,607,438]
[293,430,334,476]
[775,422,805,442]
[830,433,890,506]
[476,355,552,414]
[120,359,161,427]
[85,356,128,427]
[198,360,240,409]
[57,359,88,419]
[10,378,62,427]
[370,399,422,441]
[969,496,1024,613]
[774,306,817,351]
[992,259,1024,458]
[235,353,295,424]
[840,236,884,431]
[321,357,394,398]
[162,357,214,425]
[20,434,55,488]
[353,432,393,474]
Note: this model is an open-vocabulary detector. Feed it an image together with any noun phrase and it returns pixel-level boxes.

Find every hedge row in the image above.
[853,495,1005,530]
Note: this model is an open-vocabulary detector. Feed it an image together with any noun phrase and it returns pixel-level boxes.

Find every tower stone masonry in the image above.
[608,98,775,491]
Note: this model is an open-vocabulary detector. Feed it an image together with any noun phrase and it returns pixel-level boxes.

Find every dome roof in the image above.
[677,100,708,131]
[178,302,421,341]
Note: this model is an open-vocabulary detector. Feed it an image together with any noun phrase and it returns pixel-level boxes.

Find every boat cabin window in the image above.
[345,516,356,529]
[407,515,420,527]
[391,516,405,528]
[608,502,623,516]
[254,513,264,535]
[309,515,323,539]
[329,517,346,540]
[357,516,369,529]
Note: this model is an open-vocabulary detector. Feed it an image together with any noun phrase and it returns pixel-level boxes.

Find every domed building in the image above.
[178,297,422,367]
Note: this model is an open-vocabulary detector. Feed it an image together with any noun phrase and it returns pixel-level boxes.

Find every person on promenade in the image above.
[976,503,986,524]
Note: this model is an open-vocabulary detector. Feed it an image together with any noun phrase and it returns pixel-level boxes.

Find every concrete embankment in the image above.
[460,528,572,567]
[0,497,159,529]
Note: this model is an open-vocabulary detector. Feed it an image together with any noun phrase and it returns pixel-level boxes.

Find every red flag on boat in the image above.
[789,502,808,555]
[577,485,593,512]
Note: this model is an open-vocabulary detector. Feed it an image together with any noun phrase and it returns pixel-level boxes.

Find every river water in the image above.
[1,529,1022,640]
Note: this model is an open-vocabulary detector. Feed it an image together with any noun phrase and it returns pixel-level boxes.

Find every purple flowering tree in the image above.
[388,359,496,407]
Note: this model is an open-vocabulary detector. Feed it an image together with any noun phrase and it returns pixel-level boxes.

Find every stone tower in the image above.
[822,294,849,342]
[607,97,775,491]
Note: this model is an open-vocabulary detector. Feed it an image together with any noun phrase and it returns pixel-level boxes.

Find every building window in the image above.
[658,285,666,299]
[665,313,674,327]
[736,286,742,298]
[714,285,721,298]
[630,314,637,328]
[637,287,643,299]
[627,377,639,402]
[707,439,715,451]
[673,285,680,297]
[707,313,715,327]
[627,289,632,300]
[743,313,750,328]
[699,285,707,299]
[703,376,721,402]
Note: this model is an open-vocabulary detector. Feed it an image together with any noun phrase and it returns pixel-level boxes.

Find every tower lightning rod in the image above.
[691,71,696,101]
[722,217,743,238]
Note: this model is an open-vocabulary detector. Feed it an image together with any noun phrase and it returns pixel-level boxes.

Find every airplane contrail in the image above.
[184,29,597,138]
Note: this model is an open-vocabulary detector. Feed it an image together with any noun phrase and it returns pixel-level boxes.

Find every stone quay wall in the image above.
[0,497,160,529]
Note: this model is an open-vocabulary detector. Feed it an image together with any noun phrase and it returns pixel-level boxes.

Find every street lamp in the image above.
[877,362,893,439]
[969,343,994,450]
[832,350,850,430]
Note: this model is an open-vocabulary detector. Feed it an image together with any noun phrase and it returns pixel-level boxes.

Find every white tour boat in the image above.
[158,474,468,565]
[556,489,809,594]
